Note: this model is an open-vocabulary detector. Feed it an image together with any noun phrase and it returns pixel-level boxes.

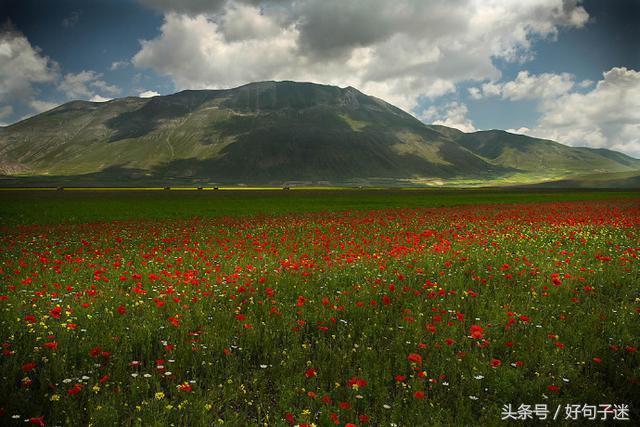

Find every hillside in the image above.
[1,81,638,186]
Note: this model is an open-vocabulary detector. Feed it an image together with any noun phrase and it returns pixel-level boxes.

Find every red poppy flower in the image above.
[21,362,37,372]
[407,353,423,365]
[29,416,46,426]
[470,325,484,339]
[68,383,83,395]
[178,382,193,392]
[347,376,367,389]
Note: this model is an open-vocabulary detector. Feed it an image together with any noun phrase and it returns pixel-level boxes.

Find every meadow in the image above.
[0,190,638,425]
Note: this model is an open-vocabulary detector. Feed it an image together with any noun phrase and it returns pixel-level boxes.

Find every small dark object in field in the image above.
[214,187,219,190]
[197,187,203,190]
[283,187,290,191]
[163,187,171,190]
[56,186,64,191]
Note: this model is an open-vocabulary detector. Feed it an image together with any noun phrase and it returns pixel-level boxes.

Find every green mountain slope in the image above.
[0,81,638,186]
[444,129,640,175]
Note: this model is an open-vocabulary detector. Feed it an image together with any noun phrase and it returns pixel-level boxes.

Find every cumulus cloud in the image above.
[58,70,120,101]
[419,102,477,133]
[133,0,589,111]
[470,70,575,100]
[516,67,640,157]
[0,27,58,103]
[139,90,160,98]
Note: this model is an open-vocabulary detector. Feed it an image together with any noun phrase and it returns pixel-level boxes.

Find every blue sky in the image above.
[1,0,639,156]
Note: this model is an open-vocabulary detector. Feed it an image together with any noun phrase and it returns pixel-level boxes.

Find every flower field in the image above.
[0,198,638,425]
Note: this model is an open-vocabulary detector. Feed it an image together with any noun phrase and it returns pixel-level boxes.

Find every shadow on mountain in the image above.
[105,91,220,142]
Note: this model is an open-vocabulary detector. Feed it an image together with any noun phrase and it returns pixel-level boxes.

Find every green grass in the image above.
[1,189,639,225]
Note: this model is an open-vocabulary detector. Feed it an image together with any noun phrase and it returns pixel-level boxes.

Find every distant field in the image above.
[1,188,639,225]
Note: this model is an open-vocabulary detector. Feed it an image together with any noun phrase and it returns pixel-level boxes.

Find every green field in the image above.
[1,188,638,225]
[0,190,638,425]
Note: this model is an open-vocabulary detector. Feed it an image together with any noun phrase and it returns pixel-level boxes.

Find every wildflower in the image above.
[347,376,367,390]
[29,416,46,426]
[407,353,423,365]
[178,382,192,392]
[21,362,37,372]
[470,325,484,339]
[68,383,83,396]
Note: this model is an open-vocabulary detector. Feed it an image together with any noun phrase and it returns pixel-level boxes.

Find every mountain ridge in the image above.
[1,80,638,186]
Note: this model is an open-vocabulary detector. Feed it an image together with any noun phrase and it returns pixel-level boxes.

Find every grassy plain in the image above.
[1,188,638,225]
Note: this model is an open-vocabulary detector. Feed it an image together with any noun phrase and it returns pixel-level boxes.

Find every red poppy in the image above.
[470,325,484,339]
[407,353,423,365]
[21,362,37,372]
[178,382,193,392]
[68,383,83,395]
[29,416,46,426]
[347,376,367,389]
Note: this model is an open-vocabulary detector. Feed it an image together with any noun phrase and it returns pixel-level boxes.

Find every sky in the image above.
[1,0,639,156]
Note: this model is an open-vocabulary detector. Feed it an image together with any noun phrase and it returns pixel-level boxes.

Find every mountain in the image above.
[1,81,638,186]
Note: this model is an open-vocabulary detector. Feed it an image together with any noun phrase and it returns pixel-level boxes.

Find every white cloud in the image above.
[516,67,640,157]
[506,127,531,135]
[30,100,59,113]
[470,70,575,100]
[110,60,128,70]
[58,70,120,101]
[90,95,112,102]
[132,0,589,112]
[467,87,482,100]
[419,102,477,133]
[139,90,160,98]
[0,104,13,119]
[0,29,58,103]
